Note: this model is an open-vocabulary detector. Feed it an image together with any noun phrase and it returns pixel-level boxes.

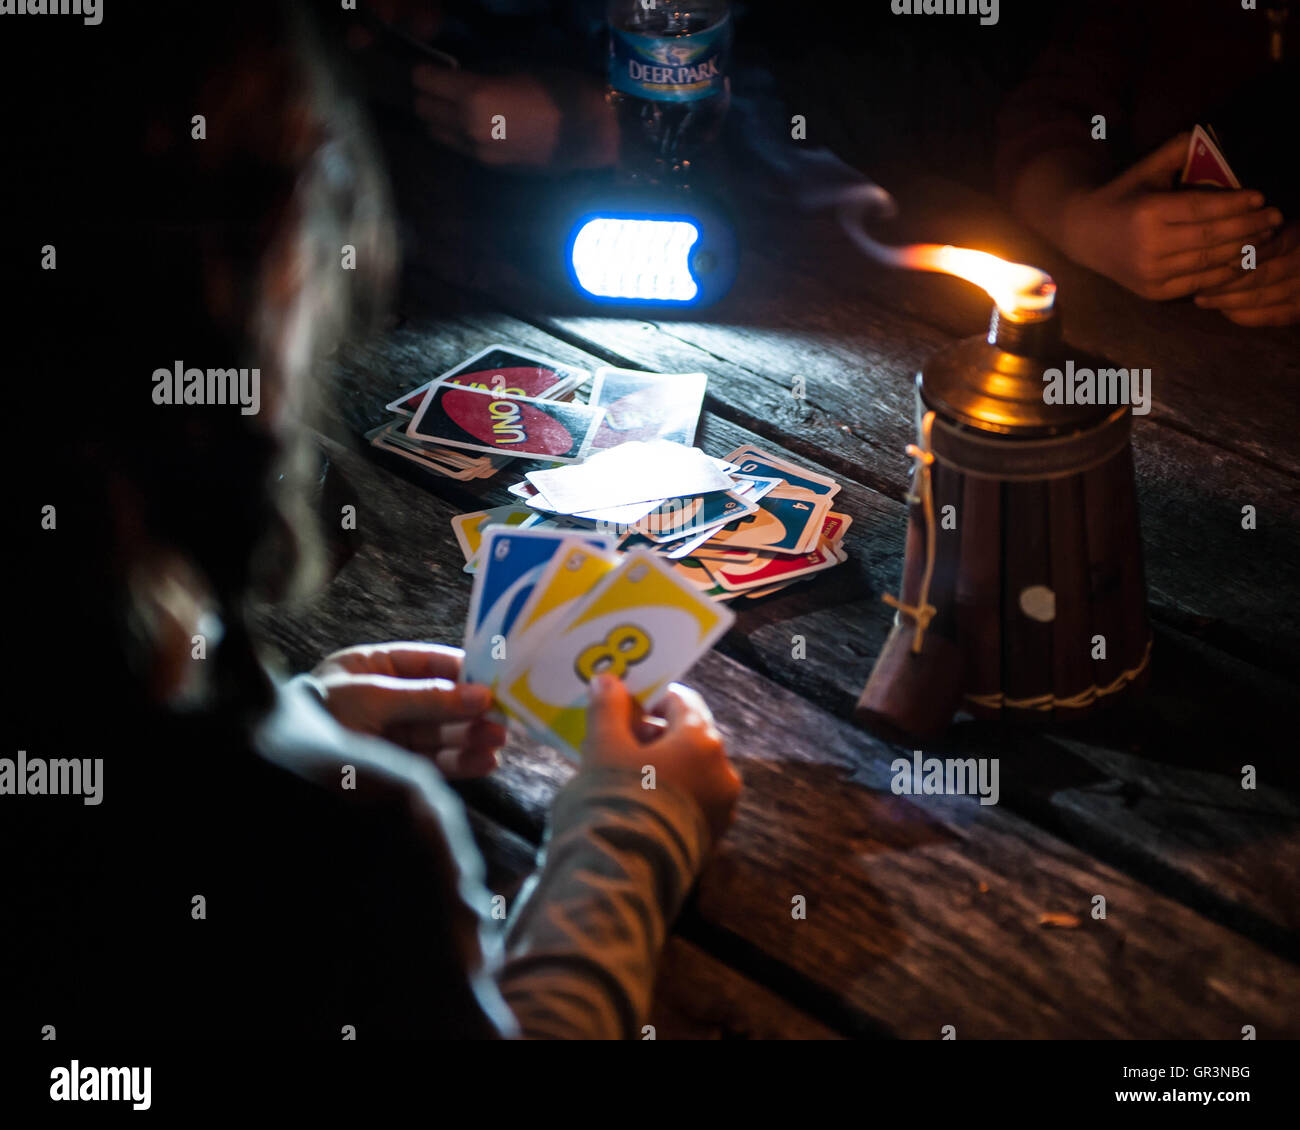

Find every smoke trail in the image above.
[837,194,1055,317]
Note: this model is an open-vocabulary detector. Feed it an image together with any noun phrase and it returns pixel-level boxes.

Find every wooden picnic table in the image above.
[249,111,1300,1039]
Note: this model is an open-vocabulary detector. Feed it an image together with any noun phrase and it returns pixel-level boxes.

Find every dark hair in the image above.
[8,1,394,734]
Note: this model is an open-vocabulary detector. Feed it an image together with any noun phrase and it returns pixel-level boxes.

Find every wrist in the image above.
[1058,185,1100,270]
[557,765,713,863]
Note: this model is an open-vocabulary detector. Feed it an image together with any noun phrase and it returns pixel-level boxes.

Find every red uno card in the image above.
[385,345,588,417]
[703,540,840,592]
[587,367,707,450]
[1180,124,1241,190]
[407,384,605,462]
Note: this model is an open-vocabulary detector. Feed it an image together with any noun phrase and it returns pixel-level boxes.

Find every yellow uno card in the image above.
[499,549,735,760]
[501,541,619,677]
[450,505,538,573]
[487,538,618,732]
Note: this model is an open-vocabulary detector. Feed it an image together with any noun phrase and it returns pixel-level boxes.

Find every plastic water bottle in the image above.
[607,0,732,188]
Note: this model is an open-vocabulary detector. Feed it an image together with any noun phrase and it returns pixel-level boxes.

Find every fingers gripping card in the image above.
[498,549,735,760]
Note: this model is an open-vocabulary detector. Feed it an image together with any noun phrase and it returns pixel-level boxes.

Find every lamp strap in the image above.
[883,411,938,654]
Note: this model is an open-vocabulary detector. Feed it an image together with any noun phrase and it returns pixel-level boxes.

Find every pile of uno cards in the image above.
[452,439,851,758]
[367,345,711,480]
[374,344,853,755]
[452,439,850,602]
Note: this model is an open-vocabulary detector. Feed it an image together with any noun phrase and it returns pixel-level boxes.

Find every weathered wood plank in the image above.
[319,297,1300,950]
[767,164,1300,478]
[516,293,1300,675]
[365,256,1300,678]
[249,437,1300,1037]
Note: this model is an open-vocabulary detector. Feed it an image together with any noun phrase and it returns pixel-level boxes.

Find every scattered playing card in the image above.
[367,421,499,480]
[702,536,841,592]
[385,345,588,417]
[587,367,707,449]
[636,490,760,543]
[451,505,541,572]
[526,440,733,513]
[705,490,832,555]
[724,445,841,498]
[408,384,606,463]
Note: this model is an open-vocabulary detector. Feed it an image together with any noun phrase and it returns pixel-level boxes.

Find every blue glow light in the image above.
[569,216,701,302]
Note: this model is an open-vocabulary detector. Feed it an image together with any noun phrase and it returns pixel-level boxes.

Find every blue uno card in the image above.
[463,526,612,684]
[727,446,838,498]
[757,495,825,552]
[637,490,758,543]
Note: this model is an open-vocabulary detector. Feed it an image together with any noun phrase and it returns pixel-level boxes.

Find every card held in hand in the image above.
[1180,124,1242,190]
[463,525,614,686]
[498,549,735,760]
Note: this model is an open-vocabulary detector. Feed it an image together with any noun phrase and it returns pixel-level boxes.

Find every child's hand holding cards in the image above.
[463,526,735,760]
[497,549,734,760]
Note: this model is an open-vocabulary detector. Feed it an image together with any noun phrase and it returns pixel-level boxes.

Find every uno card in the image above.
[724,445,840,498]
[385,345,588,417]
[498,540,620,687]
[367,422,491,481]
[820,512,853,544]
[499,549,735,760]
[662,521,737,559]
[526,440,733,513]
[408,384,606,462]
[669,555,719,591]
[1180,124,1241,190]
[706,492,832,555]
[729,474,784,502]
[636,490,760,543]
[690,545,757,563]
[451,505,540,572]
[463,526,614,685]
[654,476,785,558]
[587,367,707,449]
[511,479,663,527]
[702,538,841,592]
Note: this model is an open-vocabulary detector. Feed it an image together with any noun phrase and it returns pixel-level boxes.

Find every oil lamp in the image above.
[847,231,1152,739]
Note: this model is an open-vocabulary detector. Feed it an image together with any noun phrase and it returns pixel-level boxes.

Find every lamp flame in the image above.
[839,197,1056,319]
[897,244,1056,318]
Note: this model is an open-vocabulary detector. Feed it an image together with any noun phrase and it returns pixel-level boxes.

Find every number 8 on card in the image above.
[498,549,735,760]
[576,624,653,681]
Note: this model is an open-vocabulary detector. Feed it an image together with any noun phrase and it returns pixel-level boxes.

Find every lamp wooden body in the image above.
[856,307,1151,739]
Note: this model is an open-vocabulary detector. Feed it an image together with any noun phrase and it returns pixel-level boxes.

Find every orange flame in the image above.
[895,244,1056,318]
[838,197,1056,318]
